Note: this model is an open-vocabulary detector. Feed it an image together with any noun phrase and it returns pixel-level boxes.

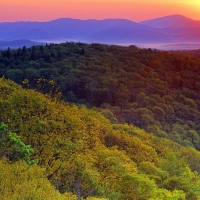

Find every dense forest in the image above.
[1,42,200,199]
[1,77,200,199]
[1,42,200,150]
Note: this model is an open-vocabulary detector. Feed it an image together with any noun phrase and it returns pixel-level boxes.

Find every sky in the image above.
[0,0,199,22]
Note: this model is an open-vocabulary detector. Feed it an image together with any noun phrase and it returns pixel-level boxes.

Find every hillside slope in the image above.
[1,77,200,199]
[1,42,200,150]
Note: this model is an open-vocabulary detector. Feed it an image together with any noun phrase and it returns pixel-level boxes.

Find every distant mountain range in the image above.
[0,14,200,50]
[0,40,44,49]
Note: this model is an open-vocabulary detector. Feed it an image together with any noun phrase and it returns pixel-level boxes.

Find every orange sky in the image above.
[0,0,199,22]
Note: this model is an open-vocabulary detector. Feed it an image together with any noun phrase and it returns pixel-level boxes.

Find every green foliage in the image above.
[152,189,185,200]
[0,159,66,200]
[1,53,200,199]
[0,122,34,164]
[1,42,200,150]
[119,173,157,199]
[160,152,200,199]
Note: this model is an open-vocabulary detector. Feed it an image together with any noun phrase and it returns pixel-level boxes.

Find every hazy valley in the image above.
[1,14,200,50]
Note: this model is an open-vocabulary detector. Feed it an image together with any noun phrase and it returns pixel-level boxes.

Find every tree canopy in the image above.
[1,77,200,199]
[1,42,200,150]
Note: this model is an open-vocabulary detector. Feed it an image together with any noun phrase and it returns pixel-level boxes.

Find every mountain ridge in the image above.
[139,14,200,28]
[0,14,200,50]
[0,39,44,49]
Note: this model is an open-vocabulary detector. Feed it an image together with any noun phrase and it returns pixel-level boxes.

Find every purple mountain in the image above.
[139,14,200,28]
[0,14,200,50]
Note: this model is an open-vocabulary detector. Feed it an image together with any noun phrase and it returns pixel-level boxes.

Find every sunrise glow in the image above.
[0,0,199,22]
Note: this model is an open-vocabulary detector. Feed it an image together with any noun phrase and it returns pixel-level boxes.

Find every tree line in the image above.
[1,42,200,150]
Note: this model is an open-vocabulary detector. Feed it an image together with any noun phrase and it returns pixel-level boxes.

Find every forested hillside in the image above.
[1,42,200,150]
[1,77,200,199]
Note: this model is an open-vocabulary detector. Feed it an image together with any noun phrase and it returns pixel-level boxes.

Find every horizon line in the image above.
[0,14,198,23]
